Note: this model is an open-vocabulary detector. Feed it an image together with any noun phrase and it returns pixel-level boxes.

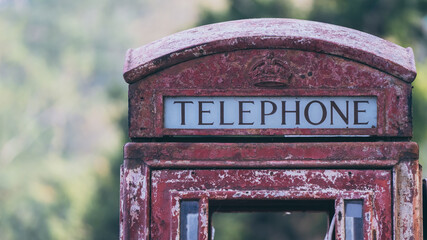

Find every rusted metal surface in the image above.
[120,142,420,239]
[393,160,423,240]
[124,142,418,168]
[151,169,391,239]
[120,19,421,240]
[123,19,416,84]
[121,160,150,240]
[127,48,413,138]
[123,19,416,139]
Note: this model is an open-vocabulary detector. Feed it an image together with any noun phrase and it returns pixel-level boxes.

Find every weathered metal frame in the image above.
[121,19,421,240]
[168,190,374,240]
[393,159,423,239]
[120,142,420,240]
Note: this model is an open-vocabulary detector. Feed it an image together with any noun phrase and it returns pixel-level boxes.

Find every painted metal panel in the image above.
[151,169,392,240]
[120,142,420,240]
[128,49,412,138]
[120,19,421,240]
[123,19,416,84]
[124,19,416,138]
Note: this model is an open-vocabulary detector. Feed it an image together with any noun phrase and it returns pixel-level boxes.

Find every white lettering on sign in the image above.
[164,97,377,129]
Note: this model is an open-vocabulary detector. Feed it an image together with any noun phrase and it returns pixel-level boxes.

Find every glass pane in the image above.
[345,200,363,240]
[211,211,328,240]
[180,201,199,240]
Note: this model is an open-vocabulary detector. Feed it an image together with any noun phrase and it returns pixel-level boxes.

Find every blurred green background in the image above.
[0,0,426,239]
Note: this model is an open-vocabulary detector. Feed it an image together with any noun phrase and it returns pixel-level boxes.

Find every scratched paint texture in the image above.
[120,19,421,240]
[124,20,416,138]
[123,19,416,84]
[121,142,420,239]
[151,169,391,240]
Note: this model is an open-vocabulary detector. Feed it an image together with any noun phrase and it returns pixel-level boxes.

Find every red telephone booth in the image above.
[120,19,421,239]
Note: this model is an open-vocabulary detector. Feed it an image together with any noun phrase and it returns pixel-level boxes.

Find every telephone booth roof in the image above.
[123,18,416,84]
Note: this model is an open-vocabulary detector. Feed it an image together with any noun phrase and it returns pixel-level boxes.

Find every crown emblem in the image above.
[249,52,291,87]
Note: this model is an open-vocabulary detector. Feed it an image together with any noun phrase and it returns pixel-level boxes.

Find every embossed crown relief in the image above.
[249,52,292,88]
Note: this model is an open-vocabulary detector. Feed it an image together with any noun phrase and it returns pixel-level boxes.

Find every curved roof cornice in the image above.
[123,18,416,84]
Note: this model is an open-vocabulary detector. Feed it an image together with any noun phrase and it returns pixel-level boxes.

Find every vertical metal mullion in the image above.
[199,197,209,240]
[335,198,345,239]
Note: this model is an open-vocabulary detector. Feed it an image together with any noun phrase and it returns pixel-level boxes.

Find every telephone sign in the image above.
[164,96,377,129]
[120,19,421,240]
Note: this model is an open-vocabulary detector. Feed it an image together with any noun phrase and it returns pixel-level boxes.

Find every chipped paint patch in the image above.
[125,167,147,229]
[149,168,394,239]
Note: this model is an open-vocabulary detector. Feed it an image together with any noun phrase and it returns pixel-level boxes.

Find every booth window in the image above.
[209,200,334,240]
[180,201,199,240]
[345,200,363,240]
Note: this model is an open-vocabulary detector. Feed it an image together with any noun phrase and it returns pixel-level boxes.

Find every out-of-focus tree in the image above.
[199,0,297,23]
[0,0,143,239]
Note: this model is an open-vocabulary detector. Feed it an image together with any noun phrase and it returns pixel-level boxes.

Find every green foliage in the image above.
[199,0,297,25]
[0,0,135,239]
[413,60,427,176]
[308,0,427,46]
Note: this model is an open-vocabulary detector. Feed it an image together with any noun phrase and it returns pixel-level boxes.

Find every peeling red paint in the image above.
[121,142,420,239]
[123,19,416,84]
[120,19,421,240]
[151,169,391,239]
[127,49,413,138]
